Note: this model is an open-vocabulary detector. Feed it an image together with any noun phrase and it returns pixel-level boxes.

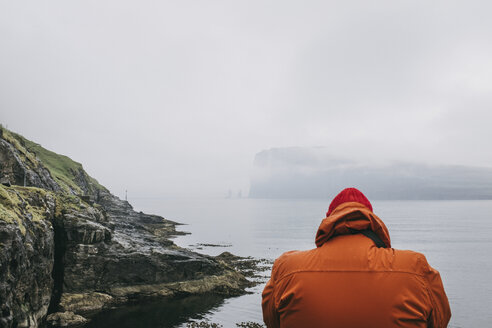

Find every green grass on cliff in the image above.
[1,128,105,195]
[1,129,38,166]
[0,128,104,237]
[0,186,16,225]
[0,185,29,234]
[0,184,86,235]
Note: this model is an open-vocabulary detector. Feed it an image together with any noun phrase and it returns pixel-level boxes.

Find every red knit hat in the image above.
[326,187,373,217]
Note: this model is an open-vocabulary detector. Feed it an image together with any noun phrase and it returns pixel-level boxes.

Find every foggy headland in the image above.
[250,147,492,200]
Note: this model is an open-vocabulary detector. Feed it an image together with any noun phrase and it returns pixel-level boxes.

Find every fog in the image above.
[250,147,492,199]
[1,1,492,198]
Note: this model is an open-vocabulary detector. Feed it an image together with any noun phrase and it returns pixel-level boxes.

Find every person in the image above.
[262,188,451,328]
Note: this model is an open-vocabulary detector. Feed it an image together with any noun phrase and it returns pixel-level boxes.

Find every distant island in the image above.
[249,147,492,200]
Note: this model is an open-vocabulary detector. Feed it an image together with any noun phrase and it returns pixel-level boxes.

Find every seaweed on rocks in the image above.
[215,252,272,283]
[186,322,266,328]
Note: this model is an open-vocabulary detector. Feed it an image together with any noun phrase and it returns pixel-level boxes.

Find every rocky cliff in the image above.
[0,127,248,327]
[0,185,55,327]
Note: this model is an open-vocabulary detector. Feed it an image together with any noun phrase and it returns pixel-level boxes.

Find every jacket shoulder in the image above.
[271,249,314,280]
[391,248,432,276]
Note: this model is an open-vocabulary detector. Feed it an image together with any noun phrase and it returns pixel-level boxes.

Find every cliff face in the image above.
[0,186,55,327]
[0,128,248,327]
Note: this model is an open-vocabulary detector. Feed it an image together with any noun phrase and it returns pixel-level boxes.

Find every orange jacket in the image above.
[262,202,451,328]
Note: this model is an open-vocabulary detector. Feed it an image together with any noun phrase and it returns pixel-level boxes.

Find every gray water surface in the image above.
[128,198,492,328]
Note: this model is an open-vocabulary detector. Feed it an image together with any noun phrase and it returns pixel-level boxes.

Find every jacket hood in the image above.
[315,202,391,248]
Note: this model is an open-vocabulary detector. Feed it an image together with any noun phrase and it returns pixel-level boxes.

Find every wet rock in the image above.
[58,293,113,314]
[56,190,249,305]
[46,311,87,327]
[0,129,251,326]
[236,322,266,328]
[187,322,224,328]
[0,186,55,327]
[0,139,60,192]
[216,252,272,281]
[186,322,266,328]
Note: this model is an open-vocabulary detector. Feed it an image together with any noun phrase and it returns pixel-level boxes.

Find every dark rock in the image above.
[0,139,60,192]
[0,186,55,327]
[0,177,11,187]
[57,189,249,304]
[46,311,87,328]
[0,130,251,327]
[216,252,271,282]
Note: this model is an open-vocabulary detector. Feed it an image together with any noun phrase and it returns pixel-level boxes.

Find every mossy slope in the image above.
[1,127,106,195]
[0,184,55,235]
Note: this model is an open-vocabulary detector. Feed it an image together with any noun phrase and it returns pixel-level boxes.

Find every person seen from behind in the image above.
[262,187,451,327]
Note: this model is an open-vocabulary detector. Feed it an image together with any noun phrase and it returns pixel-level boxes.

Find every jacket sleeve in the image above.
[262,261,280,328]
[423,260,451,328]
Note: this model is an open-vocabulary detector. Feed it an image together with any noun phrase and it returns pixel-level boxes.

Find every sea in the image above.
[87,198,492,328]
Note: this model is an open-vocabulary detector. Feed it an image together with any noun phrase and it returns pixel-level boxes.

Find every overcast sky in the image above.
[1,1,492,198]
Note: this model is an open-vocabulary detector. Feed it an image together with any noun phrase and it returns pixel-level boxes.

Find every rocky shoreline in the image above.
[0,128,254,327]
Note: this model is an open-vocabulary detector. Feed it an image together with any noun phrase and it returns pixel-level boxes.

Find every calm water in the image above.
[100,198,492,328]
